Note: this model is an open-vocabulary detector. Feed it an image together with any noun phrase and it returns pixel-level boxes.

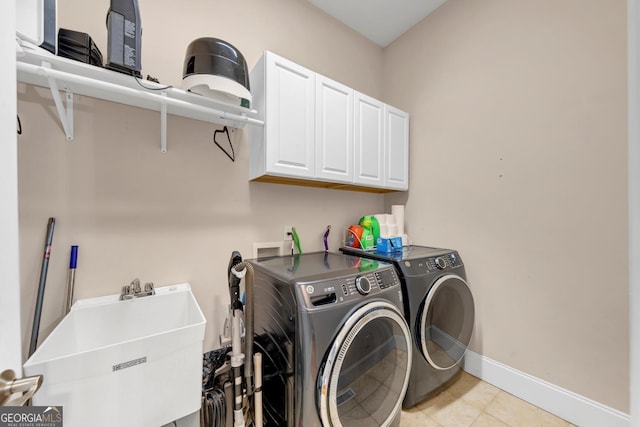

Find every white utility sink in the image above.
[24,283,206,427]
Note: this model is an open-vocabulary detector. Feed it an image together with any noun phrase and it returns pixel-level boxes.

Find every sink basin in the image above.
[24,283,206,427]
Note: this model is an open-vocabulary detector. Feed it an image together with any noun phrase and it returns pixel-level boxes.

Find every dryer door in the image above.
[318,301,412,427]
[418,274,475,370]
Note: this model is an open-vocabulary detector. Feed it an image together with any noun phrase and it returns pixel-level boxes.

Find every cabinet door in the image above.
[265,52,315,178]
[354,92,384,187]
[385,105,409,190]
[315,75,353,183]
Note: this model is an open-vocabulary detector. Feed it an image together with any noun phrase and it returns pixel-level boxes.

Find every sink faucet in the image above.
[120,278,155,300]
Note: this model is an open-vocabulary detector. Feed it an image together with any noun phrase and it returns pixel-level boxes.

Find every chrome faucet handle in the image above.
[143,282,155,295]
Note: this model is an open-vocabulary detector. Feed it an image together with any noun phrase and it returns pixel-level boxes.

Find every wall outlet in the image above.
[284,225,293,240]
[219,315,231,346]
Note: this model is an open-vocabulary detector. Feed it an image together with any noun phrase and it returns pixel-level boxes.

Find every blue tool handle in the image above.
[323,225,331,252]
[69,245,78,269]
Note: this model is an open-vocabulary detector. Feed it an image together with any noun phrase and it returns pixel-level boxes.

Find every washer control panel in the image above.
[302,266,400,308]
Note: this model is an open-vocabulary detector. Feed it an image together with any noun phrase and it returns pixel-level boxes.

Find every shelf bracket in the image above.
[42,61,74,141]
[160,91,167,153]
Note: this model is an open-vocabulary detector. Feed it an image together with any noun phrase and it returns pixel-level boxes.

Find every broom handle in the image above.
[29,217,55,357]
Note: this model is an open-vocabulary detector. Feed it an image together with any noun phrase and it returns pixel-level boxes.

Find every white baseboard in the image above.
[463,350,630,427]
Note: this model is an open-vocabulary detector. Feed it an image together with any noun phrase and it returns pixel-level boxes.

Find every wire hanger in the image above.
[213,126,235,162]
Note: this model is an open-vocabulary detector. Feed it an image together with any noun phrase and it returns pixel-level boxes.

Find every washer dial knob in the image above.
[355,276,371,295]
[435,257,446,270]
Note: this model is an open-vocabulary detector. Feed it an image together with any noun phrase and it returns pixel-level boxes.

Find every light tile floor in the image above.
[399,372,575,427]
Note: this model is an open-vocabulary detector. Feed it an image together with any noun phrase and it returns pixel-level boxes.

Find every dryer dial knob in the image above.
[355,276,371,295]
[435,257,446,270]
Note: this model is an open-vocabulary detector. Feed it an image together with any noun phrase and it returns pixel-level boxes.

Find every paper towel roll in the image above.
[385,214,396,226]
[379,224,389,238]
[387,224,398,237]
[391,205,405,236]
[374,214,387,225]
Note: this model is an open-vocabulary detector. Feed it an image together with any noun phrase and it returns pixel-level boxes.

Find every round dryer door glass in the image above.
[318,301,412,427]
[419,274,475,370]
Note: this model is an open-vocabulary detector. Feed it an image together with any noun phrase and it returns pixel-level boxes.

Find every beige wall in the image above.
[384,0,629,412]
[17,0,630,415]
[17,0,384,357]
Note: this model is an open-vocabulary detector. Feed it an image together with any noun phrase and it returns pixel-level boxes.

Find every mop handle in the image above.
[65,245,78,314]
[29,217,55,357]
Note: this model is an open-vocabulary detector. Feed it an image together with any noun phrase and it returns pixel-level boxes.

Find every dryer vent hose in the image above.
[231,261,255,395]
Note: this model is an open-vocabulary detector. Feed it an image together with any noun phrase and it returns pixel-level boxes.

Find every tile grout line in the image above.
[469,387,501,427]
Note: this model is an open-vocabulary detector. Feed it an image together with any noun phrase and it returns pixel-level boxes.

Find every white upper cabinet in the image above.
[384,105,409,190]
[250,51,315,180]
[264,53,316,178]
[250,51,409,192]
[354,91,385,188]
[315,75,353,183]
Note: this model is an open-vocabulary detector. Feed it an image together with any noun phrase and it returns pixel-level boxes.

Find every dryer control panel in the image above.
[402,252,462,276]
[428,252,462,270]
[300,266,400,309]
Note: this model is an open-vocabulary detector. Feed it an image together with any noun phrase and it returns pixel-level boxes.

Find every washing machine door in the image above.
[417,274,475,370]
[318,301,412,427]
